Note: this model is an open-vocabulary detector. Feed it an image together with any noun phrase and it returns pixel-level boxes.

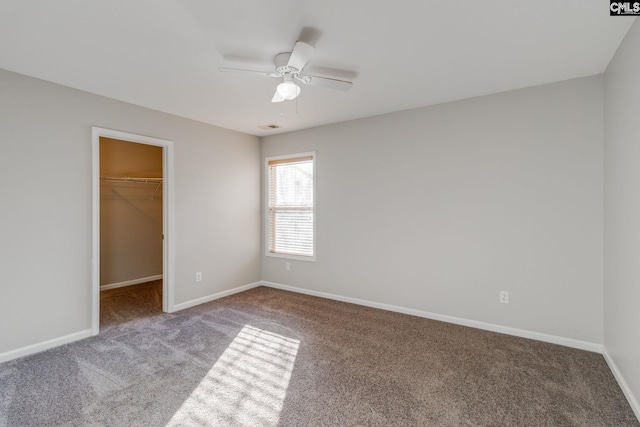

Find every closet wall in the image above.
[100,137,163,287]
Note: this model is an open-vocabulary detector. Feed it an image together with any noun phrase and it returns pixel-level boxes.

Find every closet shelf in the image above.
[100,176,163,200]
[101,176,163,184]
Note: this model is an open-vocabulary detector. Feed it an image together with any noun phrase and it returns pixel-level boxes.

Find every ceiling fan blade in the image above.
[271,90,284,103]
[287,41,315,72]
[219,67,279,77]
[300,75,353,91]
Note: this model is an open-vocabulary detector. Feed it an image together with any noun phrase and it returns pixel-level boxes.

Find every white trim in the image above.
[91,129,100,335]
[100,275,163,291]
[264,151,317,262]
[259,281,603,353]
[0,329,92,364]
[265,251,316,262]
[172,281,262,312]
[603,347,640,421]
[163,141,176,313]
[91,127,176,333]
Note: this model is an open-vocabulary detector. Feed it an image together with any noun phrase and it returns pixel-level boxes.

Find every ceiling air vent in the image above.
[258,124,281,130]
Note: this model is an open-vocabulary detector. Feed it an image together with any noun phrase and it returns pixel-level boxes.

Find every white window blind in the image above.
[267,154,314,258]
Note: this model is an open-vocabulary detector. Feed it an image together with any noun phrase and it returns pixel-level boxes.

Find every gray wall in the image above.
[0,69,261,354]
[262,75,604,344]
[100,138,163,286]
[604,19,640,411]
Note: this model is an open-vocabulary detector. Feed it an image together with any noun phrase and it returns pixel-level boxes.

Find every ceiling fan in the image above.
[219,41,353,103]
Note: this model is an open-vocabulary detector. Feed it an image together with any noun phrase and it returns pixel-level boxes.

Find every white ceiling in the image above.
[0,1,635,136]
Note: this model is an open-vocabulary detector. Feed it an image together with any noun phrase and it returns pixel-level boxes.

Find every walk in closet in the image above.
[99,137,163,326]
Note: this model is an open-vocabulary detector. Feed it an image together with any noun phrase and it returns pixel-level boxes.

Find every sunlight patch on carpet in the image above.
[167,325,299,426]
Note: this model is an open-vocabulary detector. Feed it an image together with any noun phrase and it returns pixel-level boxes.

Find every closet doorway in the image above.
[91,127,174,335]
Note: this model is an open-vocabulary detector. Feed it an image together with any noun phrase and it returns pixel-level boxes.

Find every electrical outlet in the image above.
[285,262,290,271]
[195,272,202,282]
[500,291,509,304]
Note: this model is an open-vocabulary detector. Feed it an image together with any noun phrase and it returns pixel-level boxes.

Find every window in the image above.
[266,152,315,261]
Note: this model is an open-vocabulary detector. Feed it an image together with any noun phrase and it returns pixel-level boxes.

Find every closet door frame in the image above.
[91,127,175,335]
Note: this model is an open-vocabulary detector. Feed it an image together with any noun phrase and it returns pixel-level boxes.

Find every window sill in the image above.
[265,252,316,262]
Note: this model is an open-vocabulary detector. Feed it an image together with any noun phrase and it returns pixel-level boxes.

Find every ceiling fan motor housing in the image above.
[275,53,299,75]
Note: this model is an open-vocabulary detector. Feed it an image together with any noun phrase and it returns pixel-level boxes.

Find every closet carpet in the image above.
[0,285,637,426]
[99,280,164,330]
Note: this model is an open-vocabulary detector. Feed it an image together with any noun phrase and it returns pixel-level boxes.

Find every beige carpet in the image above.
[0,284,637,426]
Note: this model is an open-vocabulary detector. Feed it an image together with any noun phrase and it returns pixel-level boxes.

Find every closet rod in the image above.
[101,176,163,183]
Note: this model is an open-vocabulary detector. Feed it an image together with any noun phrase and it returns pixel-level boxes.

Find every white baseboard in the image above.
[259,281,603,353]
[171,281,262,312]
[0,329,92,364]
[100,275,163,291]
[603,347,640,421]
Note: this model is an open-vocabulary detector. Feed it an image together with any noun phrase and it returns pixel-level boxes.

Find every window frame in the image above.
[264,151,317,262]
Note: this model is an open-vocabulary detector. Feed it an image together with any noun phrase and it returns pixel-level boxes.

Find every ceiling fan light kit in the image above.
[276,76,301,101]
[219,40,353,103]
